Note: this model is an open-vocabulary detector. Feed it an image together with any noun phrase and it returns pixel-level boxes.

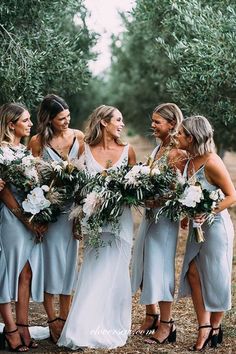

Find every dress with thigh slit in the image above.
[178,160,234,311]
[0,146,44,303]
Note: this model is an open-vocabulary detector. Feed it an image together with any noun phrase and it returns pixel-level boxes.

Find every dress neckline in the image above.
[86,144,128,170]
[48,136,76,160]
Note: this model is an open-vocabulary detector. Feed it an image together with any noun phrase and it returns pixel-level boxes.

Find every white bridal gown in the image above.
[57,143,133,349]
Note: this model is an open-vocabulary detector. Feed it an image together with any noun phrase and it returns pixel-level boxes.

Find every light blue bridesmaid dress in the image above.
[58,143,133,349]
[41,136,79,295]
[0,147,44,303]
[131,145,179,304]
[178,160,234,311]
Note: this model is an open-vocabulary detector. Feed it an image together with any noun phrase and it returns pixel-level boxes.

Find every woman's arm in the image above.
[205,155,236,212]
[74,130,85,158]
[168,148,188,174]
[0,187,46,239]
[128,145,136,166]
[0,178,5,191]
[28,135,42,157]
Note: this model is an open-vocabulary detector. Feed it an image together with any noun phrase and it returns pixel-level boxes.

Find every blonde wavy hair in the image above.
[153,103,184,143]
[0,103,27,145]
[182,115,215,156]
[84,105,125,146]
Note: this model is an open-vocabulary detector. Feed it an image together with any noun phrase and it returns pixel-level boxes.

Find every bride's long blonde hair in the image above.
[84,105,125,146]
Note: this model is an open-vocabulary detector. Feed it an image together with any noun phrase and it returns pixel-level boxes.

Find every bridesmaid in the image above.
[176,115,236,351]
[131,103,186,344]
[0,103,45,351]
[28,94,84,342]
[57,105,136,349]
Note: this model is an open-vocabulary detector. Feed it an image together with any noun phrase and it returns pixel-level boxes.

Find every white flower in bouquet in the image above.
[51,161,63,172]
[83,191,102,218]
[124,164,150,185]
[179,185,204,208]
[150,167,161,176]
[176,169,186,185]
[71,156,86,171]
[14,149,26,159]
[0,147,16,164]
[209,189,224,201]
[22,155,35,167]
[41,185,50,192]
[63,161,69,168]
[24,167,39,182]
[139,165,151,174]
[22,186,51,215]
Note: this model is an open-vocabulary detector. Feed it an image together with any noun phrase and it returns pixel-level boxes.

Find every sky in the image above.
[84,0,136,75]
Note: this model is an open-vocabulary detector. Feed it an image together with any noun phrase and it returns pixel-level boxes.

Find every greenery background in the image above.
[1,0,236,153]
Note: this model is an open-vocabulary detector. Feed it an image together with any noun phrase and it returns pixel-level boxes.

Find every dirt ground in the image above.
[1,136,236,353]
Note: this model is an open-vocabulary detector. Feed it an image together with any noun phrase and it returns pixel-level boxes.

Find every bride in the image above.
[57,105,136,349]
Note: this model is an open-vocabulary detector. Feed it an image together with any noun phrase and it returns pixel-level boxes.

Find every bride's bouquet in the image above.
[157,180,224,242]
[70,166,130,249]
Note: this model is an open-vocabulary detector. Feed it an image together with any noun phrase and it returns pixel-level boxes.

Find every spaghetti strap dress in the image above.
[41,136,79,295]
[178,160,234,311]
[131,145,179,304]
[0,145,44,303]
[58,143,133,349]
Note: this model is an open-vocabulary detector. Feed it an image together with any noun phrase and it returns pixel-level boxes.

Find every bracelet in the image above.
[11,207,22,215]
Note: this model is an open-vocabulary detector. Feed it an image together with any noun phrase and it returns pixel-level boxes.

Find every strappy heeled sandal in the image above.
[190,324,212,351]
[0,327,29,352]
[47,317,59,344]
[16,324,38,349]
[145,318,176,344]
[211,325,223,348]
[134,313,159,335]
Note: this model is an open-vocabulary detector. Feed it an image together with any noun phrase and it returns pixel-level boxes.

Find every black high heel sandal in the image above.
[16,324,38,349]
[190,324,212,352]
[211,325,223,348]
[134,313,159,335]
[47,318,59,344]
[145,319,176,344]
[0,327,29,352]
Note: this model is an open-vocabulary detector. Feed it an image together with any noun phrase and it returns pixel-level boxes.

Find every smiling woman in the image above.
[57,104,136,350]
[28,94,84,343]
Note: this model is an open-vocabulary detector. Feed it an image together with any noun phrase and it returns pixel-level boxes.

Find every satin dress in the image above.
[58,143,133,349]
[41,137,79,295]
[0,145,44,303]
[178,160,234,311]
[131,145,179,304]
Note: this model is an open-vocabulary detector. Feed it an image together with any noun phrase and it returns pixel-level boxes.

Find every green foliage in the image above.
[0,0,97,113]
[106,0,236,150]
[157,0,236,150]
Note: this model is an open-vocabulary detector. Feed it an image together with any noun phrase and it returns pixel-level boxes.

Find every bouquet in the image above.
[22,184,63,224]
[0,145,39,192]
[157,180,224,242]
[37,158,80,202]
[70,166,127,249]
[124,155,180,208]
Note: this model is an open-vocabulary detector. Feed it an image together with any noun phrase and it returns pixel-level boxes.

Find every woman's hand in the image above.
[0,178,5,191]
[145,199,159,209]
[25,221,48,243]
[193,213,207,225]
[72,221,82,240]
[181,217,189,230]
